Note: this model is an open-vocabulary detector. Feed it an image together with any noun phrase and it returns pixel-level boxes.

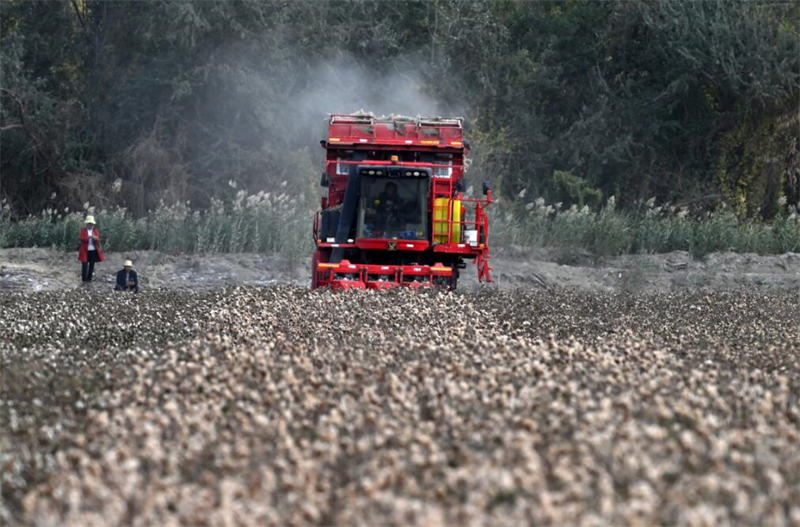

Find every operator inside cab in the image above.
[358,173,428,240]
[374,182,403,215]
[365,181,421,238]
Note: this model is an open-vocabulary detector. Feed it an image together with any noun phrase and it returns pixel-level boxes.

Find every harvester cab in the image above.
[311,113,492,290]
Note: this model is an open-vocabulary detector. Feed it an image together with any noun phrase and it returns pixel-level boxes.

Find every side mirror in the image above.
[482,181,491,195]
[454,180,464,193]
[320,172,329,187]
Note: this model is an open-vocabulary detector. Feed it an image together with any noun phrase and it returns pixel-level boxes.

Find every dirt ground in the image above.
[475,246,800,292]
[1,247,799,292]
[0,248,307,292]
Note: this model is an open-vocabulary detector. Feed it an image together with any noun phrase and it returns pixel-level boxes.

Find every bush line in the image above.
[1,193,798,258]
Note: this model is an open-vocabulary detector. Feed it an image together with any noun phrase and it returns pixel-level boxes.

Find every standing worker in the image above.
[78,215,105,283]
[115,260,139,292]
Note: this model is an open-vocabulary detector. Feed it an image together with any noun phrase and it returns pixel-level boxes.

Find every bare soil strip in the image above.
[2,248,800,293]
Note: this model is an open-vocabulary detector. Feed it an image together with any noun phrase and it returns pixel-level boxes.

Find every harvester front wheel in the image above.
[433,271,458,290]
[311,249,323,289]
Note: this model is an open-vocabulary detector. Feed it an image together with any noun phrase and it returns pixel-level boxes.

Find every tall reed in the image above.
[2,193,798,258]
[0,191,312,258]
[488,195,800,258]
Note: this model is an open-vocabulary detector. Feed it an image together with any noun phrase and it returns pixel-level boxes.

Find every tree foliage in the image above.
[1,0,798,218]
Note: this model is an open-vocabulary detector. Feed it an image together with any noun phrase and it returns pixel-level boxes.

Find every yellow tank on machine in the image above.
[433,197,461,244]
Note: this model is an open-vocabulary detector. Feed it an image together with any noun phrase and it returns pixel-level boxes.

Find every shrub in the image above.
[0,191,313,258]
[2,194,797,259]
[489,196,799,258]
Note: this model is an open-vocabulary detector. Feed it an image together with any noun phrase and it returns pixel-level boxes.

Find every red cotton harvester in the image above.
[311,113,493,290]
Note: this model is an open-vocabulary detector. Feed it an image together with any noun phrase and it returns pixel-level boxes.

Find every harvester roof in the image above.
[326,113,465,149]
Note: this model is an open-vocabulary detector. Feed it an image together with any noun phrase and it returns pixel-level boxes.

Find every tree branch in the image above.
[70,0,88,32]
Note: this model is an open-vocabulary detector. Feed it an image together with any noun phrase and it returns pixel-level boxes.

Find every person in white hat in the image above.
[114,259,139,292]
[78,215,105,283]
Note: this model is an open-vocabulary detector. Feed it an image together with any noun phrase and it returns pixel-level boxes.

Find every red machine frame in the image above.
[311,113,492,290]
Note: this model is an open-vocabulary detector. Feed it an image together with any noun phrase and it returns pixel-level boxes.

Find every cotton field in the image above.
[1,287,799,525]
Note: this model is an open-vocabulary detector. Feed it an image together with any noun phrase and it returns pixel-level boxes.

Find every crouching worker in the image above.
[115,260,139,292]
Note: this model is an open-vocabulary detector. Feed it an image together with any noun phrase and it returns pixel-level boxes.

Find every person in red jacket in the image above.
[78,215,105,283]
